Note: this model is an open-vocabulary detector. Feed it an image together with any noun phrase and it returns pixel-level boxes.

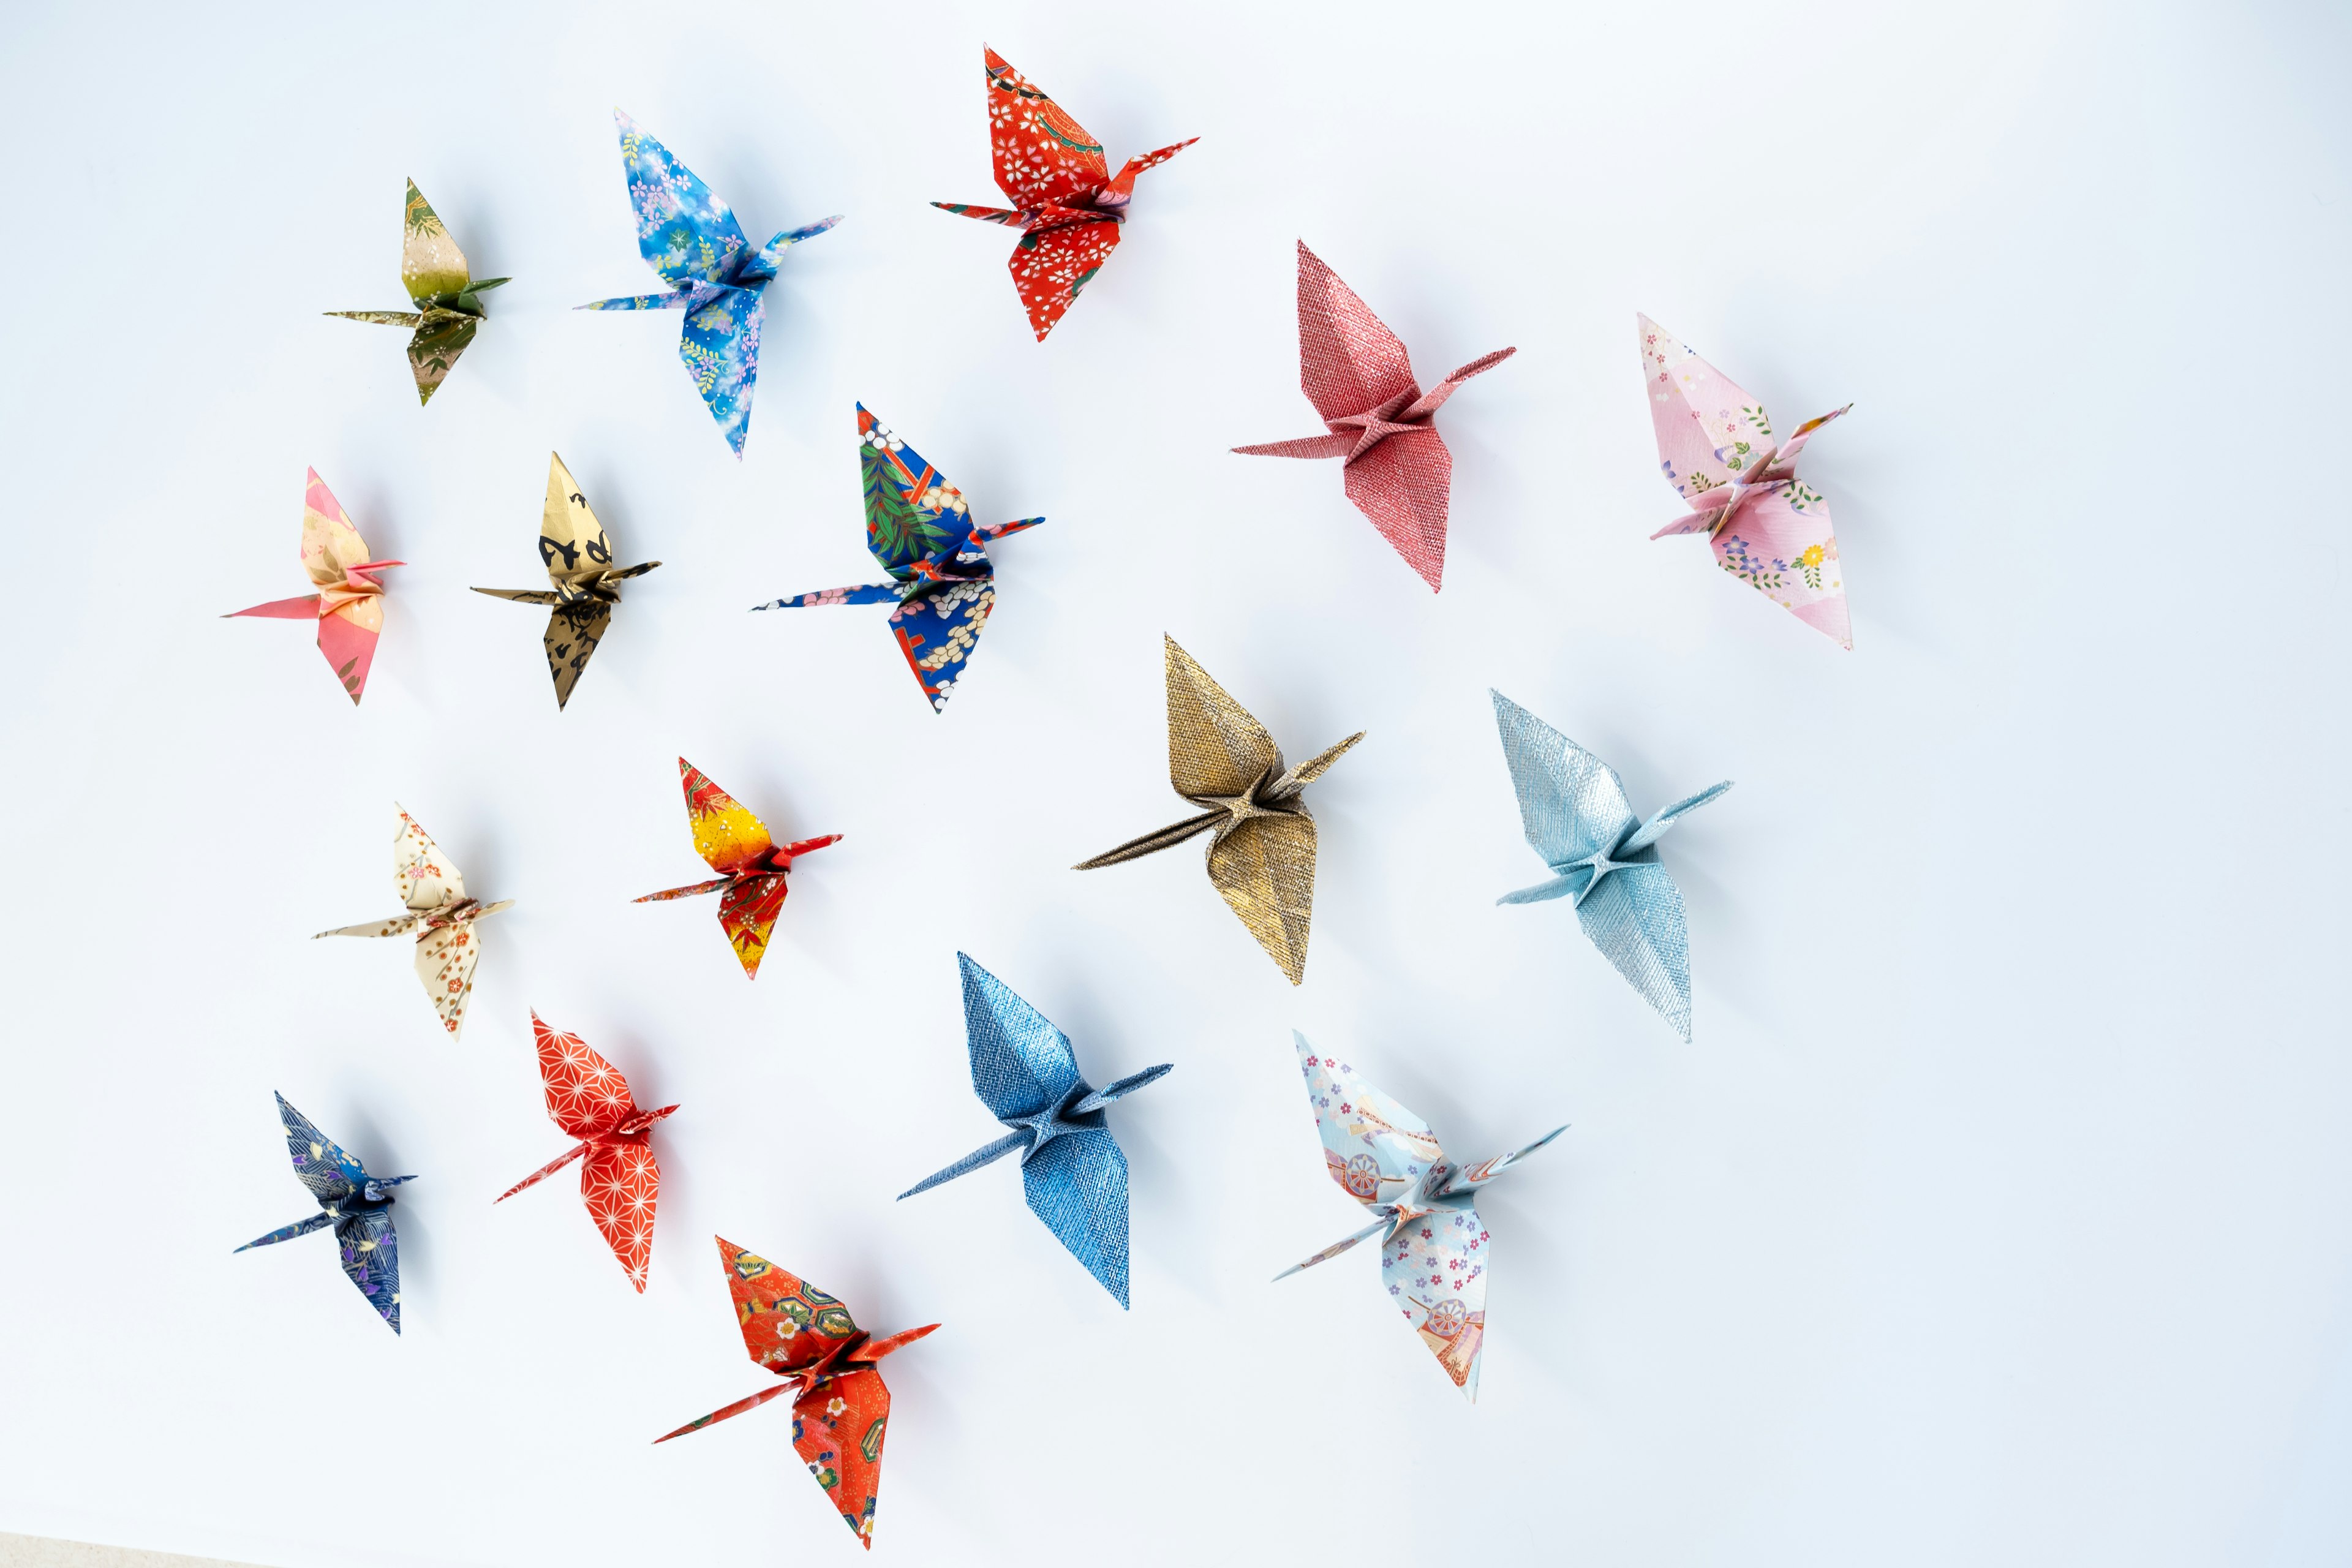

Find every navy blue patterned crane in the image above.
[235,1093,415,1333]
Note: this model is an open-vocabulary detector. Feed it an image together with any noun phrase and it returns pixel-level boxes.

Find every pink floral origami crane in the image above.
[1234,241,1514,591]
[1640,315,1853,647]
[224,470,402,703]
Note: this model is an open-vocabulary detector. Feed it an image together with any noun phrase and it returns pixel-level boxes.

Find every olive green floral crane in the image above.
[326,180,508,405]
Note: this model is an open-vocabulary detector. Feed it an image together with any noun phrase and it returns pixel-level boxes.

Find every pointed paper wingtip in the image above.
[1488,687,1532,725]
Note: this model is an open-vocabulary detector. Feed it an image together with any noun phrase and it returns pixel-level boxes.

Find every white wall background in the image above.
[1,1,2346,1563]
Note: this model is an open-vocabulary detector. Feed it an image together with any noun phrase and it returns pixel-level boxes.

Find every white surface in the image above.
[1,1,2346,1563]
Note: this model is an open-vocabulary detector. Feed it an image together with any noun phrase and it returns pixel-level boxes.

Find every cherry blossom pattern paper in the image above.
[933,48,1195,339]
[1234,241,1513,589]
[312,807,513,1040]
[579,111,839,456]
[496,1012,678,1291]
[1640,314,1853,646]
[1278,1034,1564,1400]
[222,469,402,704]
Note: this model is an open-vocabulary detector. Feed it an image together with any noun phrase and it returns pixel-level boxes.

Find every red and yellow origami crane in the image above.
[635,759,839,979]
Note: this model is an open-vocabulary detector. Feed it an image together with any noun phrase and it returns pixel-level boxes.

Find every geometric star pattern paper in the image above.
[496,1012,679,1291]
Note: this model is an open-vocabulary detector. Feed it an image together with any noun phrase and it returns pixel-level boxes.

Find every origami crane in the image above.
[900,954,1172,1307]
[236,1093,417,1334]
[1234,241,1513,590]
[581,110,840,456]
[657,1238,938,1549]
[933,47,1196,340]
[634,758,840,979]
[473,453,661,709]
[1278,1033,1564,1400]
[1491,690,1731,1040]
[223,469,402,704]
[1075,636,1362,984]
[750,404,1041,712]
[326,179,508,404]
[314,805,513,1040]
[1640,314,1853,647]
[496,1012,677,1291]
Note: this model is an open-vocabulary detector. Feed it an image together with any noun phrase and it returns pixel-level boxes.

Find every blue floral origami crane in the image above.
[1491,690,1732,1040]
[581,110,840,456]
[899,955,1170,1307]
[1280,1033,1564,1400]
[752,404,1042,712]
[235,1093,416,1333]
